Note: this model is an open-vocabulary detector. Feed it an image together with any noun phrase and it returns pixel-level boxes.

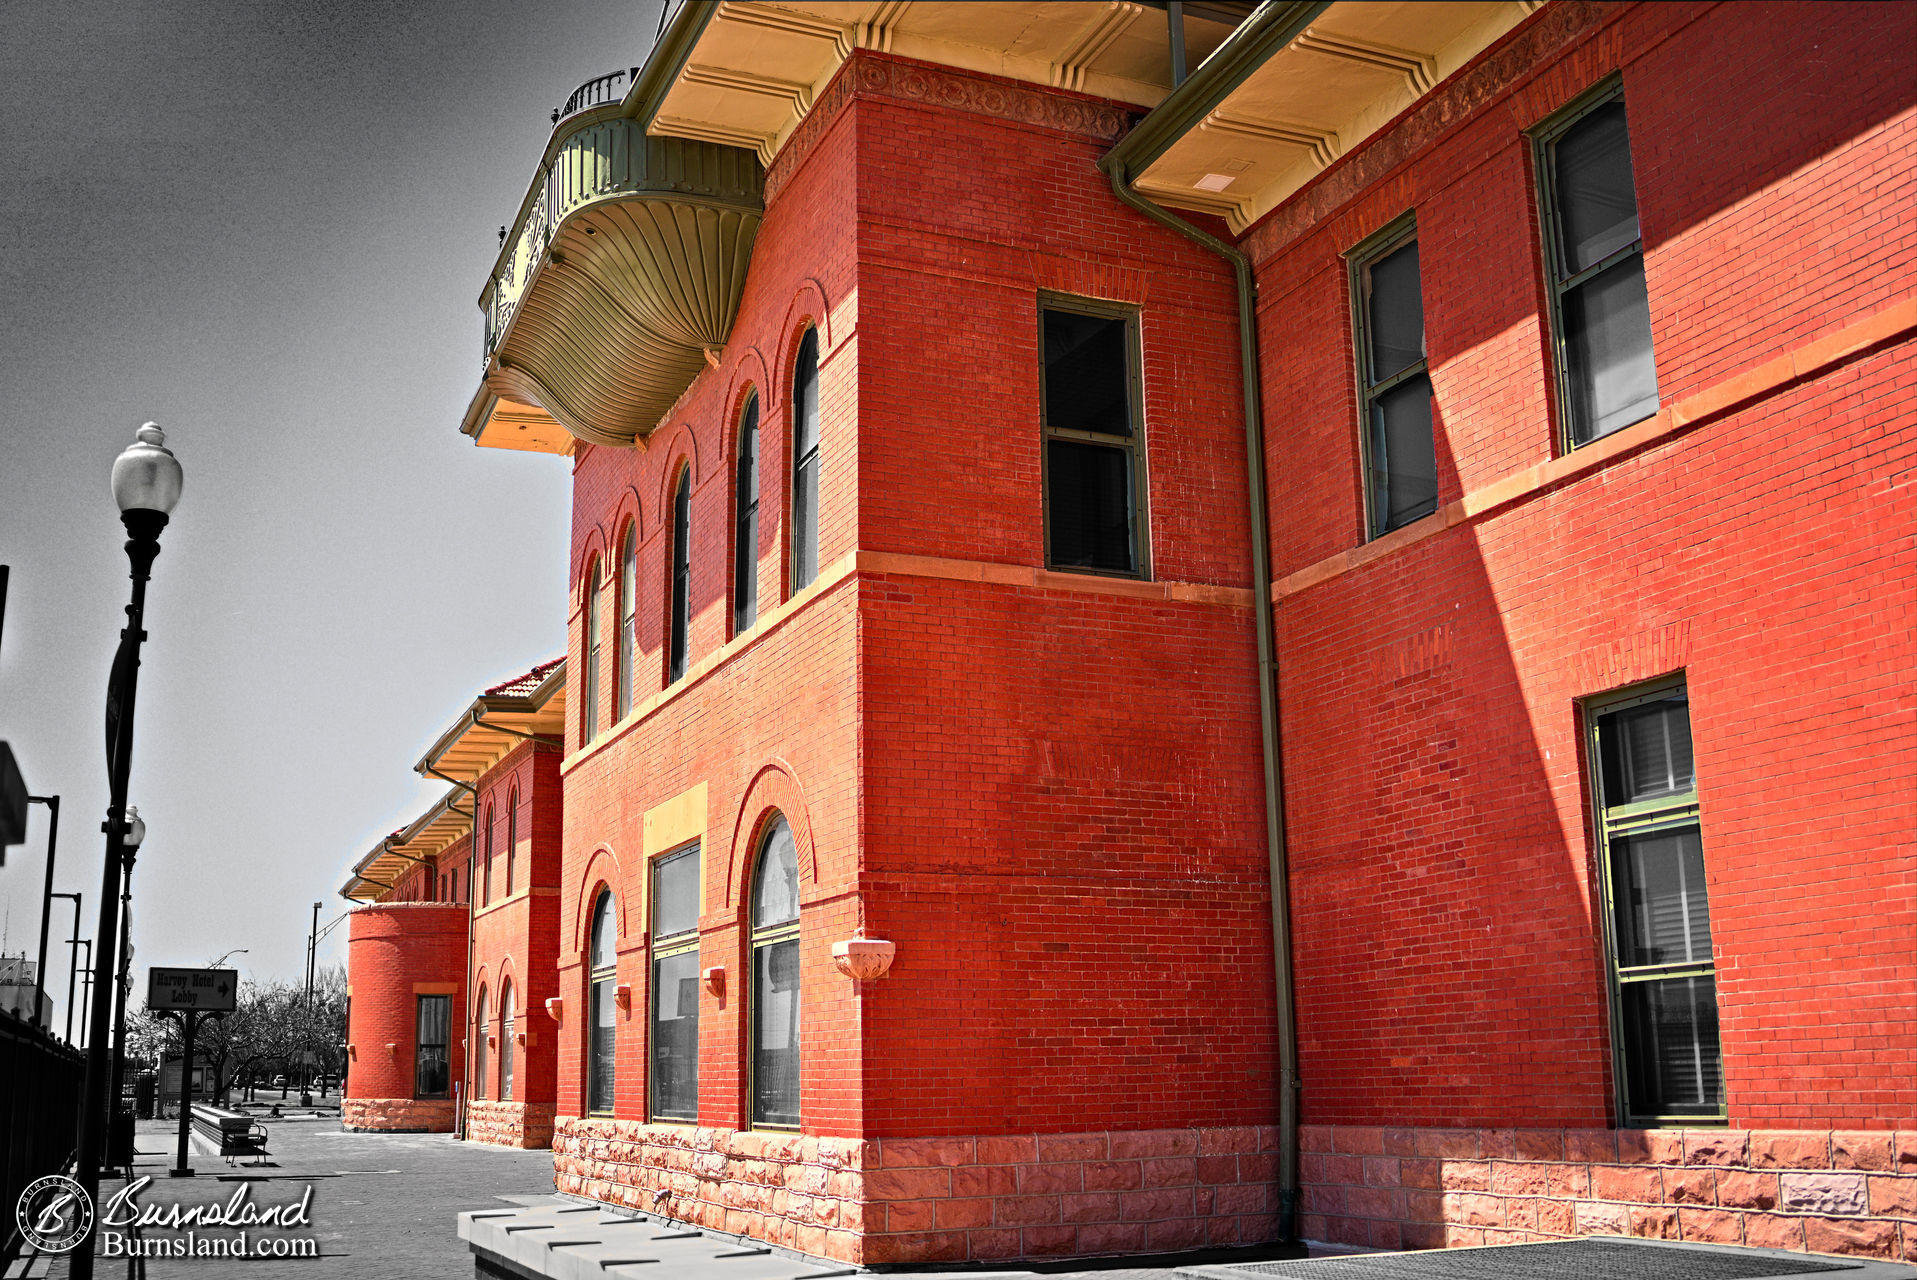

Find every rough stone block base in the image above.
[1299,1125,1917,1262]
[468,1099,555,1149]
[341,1096,454,1133]
[553,1119,1283,1265]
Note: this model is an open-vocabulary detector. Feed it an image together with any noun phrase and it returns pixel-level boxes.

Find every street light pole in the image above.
[56,892,82,1043]
[72,424,182,1280]
[302,901,319,1106]
[29,794,60,1028]
[109,814,145,1174]
[76,939,93,1048]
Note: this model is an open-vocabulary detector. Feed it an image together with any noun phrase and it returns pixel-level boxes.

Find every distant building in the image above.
[0,953,52,1024]
[350,0,1914,1267]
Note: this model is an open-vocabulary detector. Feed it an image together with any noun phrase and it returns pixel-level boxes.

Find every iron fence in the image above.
[1,1007,85,1268]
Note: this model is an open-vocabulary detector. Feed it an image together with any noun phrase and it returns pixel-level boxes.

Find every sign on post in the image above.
[147,967,238,1012]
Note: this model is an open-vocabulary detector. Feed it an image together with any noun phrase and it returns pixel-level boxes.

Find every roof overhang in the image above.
[340,788,474,901]
[414,659,567,786]
[1107,0,1540,233]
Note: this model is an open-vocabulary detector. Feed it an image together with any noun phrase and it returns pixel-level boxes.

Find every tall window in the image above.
[584,560,602,743]
[791,329,821,591]
[587,892,616,1115]
[474,987,489,1099]
[1351,220,1438,537]
[617,524,637,719]
[734,393,760,633]
[505,788,518,897]
[649,845,700,1121]
[482,804,494,905]
[415,995,450,1099]
[668,469,692,684]
[1590,680,1722,1124]
[1536,83,1658,448]
[750,816,800,1127]
[499,982,516,1103]
[1040,298,1146,577]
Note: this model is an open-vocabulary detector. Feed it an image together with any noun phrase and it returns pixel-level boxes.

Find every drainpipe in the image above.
[1099,160,1301,1243]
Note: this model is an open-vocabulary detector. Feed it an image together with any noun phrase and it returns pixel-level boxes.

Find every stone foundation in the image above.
[554,1119,1283,1265]
[1301,1125,1917,1263]
[341,1097,455,1133]
[468,1099,556,1149]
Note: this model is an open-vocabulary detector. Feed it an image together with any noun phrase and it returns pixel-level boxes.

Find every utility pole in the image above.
[301,901,319,1107]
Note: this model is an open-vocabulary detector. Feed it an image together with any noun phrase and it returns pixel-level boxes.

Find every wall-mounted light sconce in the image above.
[832,937,896,980]
[703,966,725,997]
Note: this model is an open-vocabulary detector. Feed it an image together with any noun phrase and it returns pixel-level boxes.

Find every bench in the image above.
[189,1103,270,1164]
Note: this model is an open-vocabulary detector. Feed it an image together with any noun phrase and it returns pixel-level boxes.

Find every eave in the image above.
[1108,0,1542,234]
[414,658,567,787]
[340,788,474,902]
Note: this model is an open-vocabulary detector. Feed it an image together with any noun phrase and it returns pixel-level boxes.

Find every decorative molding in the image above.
[1201,109,1340,170]
[832,937,896,980]
[1293,27,1437,95]
[681,63,815,114]
[1132,176,1244,219]
[650,113,778,163]
[855,0,912,52]
[715,0,852,57]
[1050,1,1144,92]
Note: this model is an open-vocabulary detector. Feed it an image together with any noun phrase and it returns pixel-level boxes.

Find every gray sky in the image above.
[1,0,664,1029]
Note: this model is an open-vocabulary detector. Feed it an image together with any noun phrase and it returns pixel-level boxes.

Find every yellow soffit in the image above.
[1135,1,1539,233]
[652,1,1253,164]
[464,393,575,457]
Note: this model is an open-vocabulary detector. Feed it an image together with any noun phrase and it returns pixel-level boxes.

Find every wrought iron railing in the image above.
[553,67,640,124]
[1,1009,86,1269]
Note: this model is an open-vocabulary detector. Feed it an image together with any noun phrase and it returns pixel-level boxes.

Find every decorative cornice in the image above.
[854,0,912,53]
[1292,27,1436,95]
[681,63,815,114]
[1200,109,1340,170]
[716,0,852,57]
[1051,2,1145,92]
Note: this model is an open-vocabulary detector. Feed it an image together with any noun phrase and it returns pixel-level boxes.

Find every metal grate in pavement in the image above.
[1207,1239,1863,1279]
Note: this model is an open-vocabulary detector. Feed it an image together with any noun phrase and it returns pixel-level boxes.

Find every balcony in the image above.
[466,59,764,453]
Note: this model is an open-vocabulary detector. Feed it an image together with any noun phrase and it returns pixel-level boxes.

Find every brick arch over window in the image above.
[573,527,611,594]
[777,278,834,375]
[573,845,630,954]
[723,760,818,911]
[651,425,702,524]
[605,485,644,550]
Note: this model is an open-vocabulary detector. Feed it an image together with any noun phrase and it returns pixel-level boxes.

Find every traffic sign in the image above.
[147,967,238,1012]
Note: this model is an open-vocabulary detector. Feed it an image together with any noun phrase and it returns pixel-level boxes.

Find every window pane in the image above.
[415,996,449,1099]
[1611,697,1695,801]
[1620,975,1722,1117]
[1562,253,1658,443]
[618,529,636,719]
[793,330,820,590]
[590,893,615,970]
[584,564,601,742]
[1369,372,1438,535]
[753,938,801,1126]
[500,987,515,1102]
[589,976,615,1113]
[735,396,759,631]
[1365,240,1425,384]
[753,817,799,929]
[1046,439,1133,573]
[652,847,699,939]
[474,991,488,1099]
[651,949,700,1120]
[1554,99,1640,276]
[669,472,690,683]
[1043,309,1132,438]
[1611,825,1711,968]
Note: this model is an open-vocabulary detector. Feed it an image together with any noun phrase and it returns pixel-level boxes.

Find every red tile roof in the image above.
[483,656,563,699]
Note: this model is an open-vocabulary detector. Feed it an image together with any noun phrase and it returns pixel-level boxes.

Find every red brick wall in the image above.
[470,741,563,1128]
[343,902,468,1130]
[1243,0,1916,1132]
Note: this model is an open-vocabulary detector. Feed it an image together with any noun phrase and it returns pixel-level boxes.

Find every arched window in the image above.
[649,844,701,1121]
[500,981,517,1103]
[668,468,692,684]
[584,559,602,743]
[791,329,821,591]
[482,804,494,905]
[750,815,800,1127]
[617,523,637,719]
[505,788,518,897]
[588,892,616,1115]
[734,392,760,633]
[473,986,489,1099]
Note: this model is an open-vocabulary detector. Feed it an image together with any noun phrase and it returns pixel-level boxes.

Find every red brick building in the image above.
[436,0,1911,1267]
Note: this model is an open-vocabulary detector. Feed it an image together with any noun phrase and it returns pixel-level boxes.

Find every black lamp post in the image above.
[108,807,145,1173]
[29,794,60,1027]
[71,424,181,1280]
[55,891,82,1043]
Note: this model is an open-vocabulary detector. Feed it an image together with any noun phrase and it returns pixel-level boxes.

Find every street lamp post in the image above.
[29,794,60,1028]
[76,940,93,1047]
[108,809,146,1173]
[302,901,319,1107]
[55,892,83,1043]
[72,424,182,1280]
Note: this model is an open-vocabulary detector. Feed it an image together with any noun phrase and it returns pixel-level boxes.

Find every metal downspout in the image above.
[1101,161,1302,1243]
